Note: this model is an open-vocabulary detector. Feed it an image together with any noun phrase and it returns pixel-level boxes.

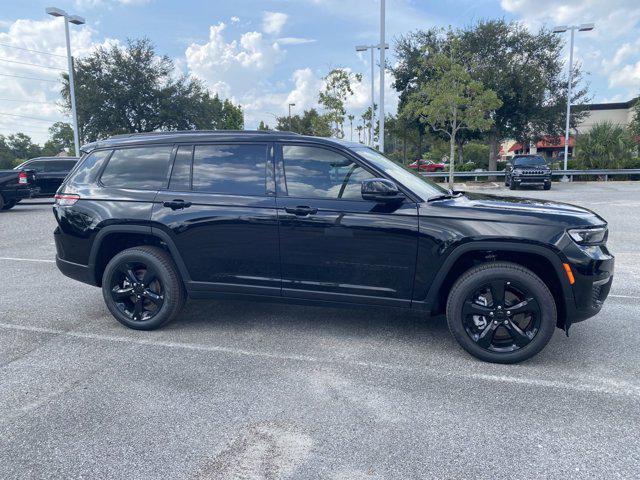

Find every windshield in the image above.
[513,156,546,167]
[353,147,447,200]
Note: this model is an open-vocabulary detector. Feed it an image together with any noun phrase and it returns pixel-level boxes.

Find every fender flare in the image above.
[88,224,191,284]
[420,240,574,311]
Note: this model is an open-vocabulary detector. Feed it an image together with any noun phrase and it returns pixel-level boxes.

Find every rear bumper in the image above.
[56,255,98,286]
[1,187,37,201]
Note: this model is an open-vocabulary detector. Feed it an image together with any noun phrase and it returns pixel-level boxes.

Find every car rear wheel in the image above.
[446,262,557,364]
[0,195,16,211]
[102,246,185,330]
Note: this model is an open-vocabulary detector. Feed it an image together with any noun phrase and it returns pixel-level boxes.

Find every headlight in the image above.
[568,227,607,245]
[512,170,521,175]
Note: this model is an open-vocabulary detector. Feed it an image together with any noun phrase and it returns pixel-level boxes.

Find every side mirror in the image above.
[361,178,404,203]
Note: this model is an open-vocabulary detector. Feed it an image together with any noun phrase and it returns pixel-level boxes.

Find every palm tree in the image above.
[348,114,355,141]
[356,125,363,143]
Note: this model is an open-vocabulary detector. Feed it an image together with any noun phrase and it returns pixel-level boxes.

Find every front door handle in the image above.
[285,205,318,216]
[163,199,192,210]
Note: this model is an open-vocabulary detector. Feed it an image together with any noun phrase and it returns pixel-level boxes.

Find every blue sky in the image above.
[1,0,638,144]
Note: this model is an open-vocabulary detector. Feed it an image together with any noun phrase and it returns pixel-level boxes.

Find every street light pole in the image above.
[356,43,389,148]
[379,0,386,153]
[288,103,295,131]
[553,23,594,180]
[47,7,85,156]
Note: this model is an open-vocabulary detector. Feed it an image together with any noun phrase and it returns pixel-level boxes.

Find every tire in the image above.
[102,246,186,330]
[504,176,509,187]
[509,180,517,190]
[544,183,551,190]
[1,199,17,210]
[446,261,557,364]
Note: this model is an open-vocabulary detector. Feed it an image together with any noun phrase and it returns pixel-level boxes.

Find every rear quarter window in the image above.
[64,150,112,186]
[100,146,174,190]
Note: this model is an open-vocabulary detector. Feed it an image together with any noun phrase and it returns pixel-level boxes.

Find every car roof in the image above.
[80,130,367,153]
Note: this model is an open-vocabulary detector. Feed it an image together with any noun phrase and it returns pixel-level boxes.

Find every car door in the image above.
[20,160,46,193]
[151,142,281,296]
[275,143,419,307]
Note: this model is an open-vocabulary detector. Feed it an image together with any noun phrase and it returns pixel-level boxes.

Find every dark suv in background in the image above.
[505,154,552,190]
[53,131,613,363]
[15,157,79,196]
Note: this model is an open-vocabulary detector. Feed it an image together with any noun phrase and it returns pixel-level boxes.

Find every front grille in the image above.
[520,169,546,175]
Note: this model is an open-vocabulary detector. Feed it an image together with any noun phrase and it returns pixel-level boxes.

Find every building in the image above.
[500,96,638,160]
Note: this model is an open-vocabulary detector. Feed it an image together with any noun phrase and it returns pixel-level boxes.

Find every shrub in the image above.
[574,122,636,169]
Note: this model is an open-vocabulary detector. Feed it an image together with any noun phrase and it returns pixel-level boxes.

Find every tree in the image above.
[5,133,42,160]
[347,114,355,141]
[257,121,270,131]
[61,38,243,142]
[404,49,501,189]
[574,122,636,169]
[42,122,75,156]
[0,135,16,169]
[318,68,362,138]
[392,21,590,173]
[275,108,331,136]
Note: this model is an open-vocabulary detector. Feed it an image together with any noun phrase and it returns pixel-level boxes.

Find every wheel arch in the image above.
[89,225,190,286]
[422,241,574,329]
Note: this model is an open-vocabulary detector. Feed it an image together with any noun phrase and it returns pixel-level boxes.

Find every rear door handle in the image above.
[285,206,318,216]
[163,199,192,210]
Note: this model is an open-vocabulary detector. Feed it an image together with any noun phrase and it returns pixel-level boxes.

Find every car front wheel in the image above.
[446,262,557,364]
[102,246,186,330]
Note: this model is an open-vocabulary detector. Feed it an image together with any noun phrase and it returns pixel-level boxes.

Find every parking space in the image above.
[1,183,639,479]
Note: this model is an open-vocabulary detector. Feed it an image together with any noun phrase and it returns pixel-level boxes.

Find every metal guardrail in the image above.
[420,169,640,182]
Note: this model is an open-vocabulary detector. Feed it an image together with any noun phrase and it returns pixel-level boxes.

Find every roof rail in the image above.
[107,129,300,139]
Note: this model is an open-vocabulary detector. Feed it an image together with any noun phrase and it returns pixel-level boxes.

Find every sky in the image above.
[0,0,639,145]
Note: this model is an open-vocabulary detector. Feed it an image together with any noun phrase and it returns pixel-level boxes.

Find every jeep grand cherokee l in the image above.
[53,131,614,363]
[505,154,553,190]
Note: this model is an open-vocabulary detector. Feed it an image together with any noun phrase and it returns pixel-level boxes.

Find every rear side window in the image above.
[65,150,111,186]
[24,161,46,172]
[44,160,77,172]
[192,144,267,196]
[100,146,173,190]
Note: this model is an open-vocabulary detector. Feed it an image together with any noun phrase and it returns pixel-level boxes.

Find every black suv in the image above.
[53,131,614,363]
[15,157,79,196]
[505,154,552,190]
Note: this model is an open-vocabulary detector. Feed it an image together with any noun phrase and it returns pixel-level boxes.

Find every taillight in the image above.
[18,171,28,184]
[54,194,80,206]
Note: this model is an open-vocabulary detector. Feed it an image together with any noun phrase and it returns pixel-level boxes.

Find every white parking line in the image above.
[609,294,640,299]
[0,257,55,263]
[1,321,639,399]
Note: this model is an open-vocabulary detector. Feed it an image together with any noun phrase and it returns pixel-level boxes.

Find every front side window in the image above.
[100,146,173,189]
[282,145,375,200]
[192,144,267,196]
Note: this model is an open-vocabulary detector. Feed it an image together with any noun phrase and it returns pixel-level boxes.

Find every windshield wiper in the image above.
[427,191,463,202]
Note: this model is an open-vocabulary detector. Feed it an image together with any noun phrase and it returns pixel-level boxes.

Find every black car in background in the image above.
[505,154,552,190]
[14,157,79,196]
[53,131,613,364]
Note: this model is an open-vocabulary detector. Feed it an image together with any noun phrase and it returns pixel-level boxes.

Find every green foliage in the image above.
[42,122,75,156]
[459,162,478,172]
[463,142,490,168]
[574,122,636,169]
[257,121,270,131]
[61,38,243,142]
[318,68,362,138]
[275,108,332,136]
[630,97,640,137]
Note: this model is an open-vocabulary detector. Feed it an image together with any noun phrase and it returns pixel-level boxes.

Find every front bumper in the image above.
[511,175,551,185]
[564,243,614,324]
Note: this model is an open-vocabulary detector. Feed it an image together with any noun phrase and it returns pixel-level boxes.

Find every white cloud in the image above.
[185,22,285,99]
[608,61,640,89]
[276,37,316,45]
[262,12,288,36]
[230,16,240,24]
[0,18,117,144]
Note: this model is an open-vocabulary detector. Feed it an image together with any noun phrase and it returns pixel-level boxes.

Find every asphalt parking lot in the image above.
[1,182,639,479]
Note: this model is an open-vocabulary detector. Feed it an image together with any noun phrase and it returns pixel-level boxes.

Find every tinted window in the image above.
[100,146,173,189]
[192,144,267,196]
[169,146,192,191]
[24,161,46,172]
[44,160,77,172]
[513,156,546,167]
[282,145,375,200]
[66,150,111,186]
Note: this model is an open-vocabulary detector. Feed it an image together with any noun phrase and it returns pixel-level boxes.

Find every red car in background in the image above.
[408,159,446,172]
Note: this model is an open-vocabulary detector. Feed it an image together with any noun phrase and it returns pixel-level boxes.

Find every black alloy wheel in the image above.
[109,261,164,322]
[446,262,556,363]
[102,246,185,330]
[461,280,541,353]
